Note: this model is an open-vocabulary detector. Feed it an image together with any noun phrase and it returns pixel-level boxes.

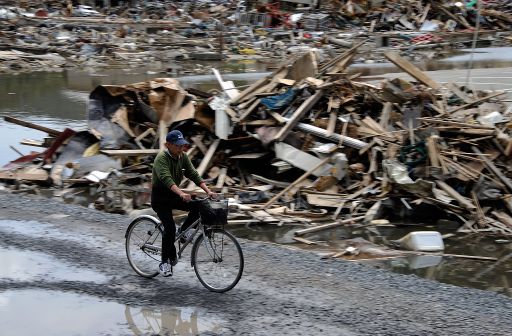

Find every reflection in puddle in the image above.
[232,222,512,297]
[125,306,227,335]
[0,246,107,283]
[0,289,226,336]
[362,250,512,297]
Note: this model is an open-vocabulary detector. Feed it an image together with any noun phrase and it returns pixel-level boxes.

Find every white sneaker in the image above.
[159,262,172,277]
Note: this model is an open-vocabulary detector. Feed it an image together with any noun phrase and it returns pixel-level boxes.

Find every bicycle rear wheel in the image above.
[191,228,244,292]
[125,216,163,278]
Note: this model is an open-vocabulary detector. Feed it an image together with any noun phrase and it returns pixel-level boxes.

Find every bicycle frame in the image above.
[134,215,205,265]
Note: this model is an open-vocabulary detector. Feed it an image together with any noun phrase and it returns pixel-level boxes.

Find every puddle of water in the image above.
[124,305,228,335]
[231,222,512,297]
[0,289,227,336]
[0,246,107,283]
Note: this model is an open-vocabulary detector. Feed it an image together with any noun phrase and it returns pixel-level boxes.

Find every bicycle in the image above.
[125,197,244,292]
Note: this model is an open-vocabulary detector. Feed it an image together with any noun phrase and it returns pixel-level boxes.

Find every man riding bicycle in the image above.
[151,130,215,277]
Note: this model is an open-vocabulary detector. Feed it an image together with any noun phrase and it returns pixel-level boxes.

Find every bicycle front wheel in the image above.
[125,216,163,278]
[191,228,244,293]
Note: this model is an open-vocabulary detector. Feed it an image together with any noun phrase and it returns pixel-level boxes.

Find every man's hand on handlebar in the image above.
[180,193,192,202]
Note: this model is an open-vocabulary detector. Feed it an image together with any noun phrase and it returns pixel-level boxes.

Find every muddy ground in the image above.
[0,190,511,336]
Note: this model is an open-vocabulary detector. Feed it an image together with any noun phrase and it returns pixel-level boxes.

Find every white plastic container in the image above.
[399,231,444,252]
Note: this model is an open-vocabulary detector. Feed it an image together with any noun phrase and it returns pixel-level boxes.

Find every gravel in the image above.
[0,190,511,335]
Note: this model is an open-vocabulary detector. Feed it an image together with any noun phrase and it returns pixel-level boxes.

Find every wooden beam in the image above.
[186,139,221,190]
[0,169,49,181]
[436,180,476,210]
[472,146,512,193]
[419,117,494,130]
[384,52,441,89]
[294,216,365,236]
[216,167,228,189]
[448,91,506,114]
[274,90,323,142]
[379,102,392,130]
[262,156,331,209]
[4,116,61,137]
[101,149,159,156]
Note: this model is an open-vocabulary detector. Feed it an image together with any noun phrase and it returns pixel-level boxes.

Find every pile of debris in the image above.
[1,0,512,74]
[2,45,512,250]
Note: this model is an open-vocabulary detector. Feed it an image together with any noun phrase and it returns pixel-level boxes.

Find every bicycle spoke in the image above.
[126,217,162,278]
[192,229,244,292]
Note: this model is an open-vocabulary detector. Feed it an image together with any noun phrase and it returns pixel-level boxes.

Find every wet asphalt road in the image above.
[0,191,511,335]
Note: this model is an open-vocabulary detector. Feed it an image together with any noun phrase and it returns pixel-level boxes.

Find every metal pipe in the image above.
[283,118,368,149]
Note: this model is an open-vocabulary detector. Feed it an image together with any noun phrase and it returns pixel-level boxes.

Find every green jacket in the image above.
[151,150,202,202]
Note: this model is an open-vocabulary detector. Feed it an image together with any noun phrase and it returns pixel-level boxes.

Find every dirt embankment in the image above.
[0,190,511,336]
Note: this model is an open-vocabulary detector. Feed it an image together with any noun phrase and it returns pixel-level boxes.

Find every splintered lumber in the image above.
[427,136,441,167]
[332,182,378,219]
[292,236,328,245]
[230,62,288,105]
[436,180,476,210]
[419,117,495,130]
[186,139,221,190]
[20,139,45,147]
[101,149,160,156]
[403,251,498,261]
[319,39,367,75]
[446,82,473,104]
[274,90,323,142]
[262,156,331,209]
[4,116,62,137]
[215,167,228,188]
[379,102,392,130]
[383,52,441,89]
[472,146,512,193]
[491,211,512,228]
[0,168,49,181]
[294,216,365,236]
[448,91,507,114]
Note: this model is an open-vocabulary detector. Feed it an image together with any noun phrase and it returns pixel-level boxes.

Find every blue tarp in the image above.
[260,88,297,110]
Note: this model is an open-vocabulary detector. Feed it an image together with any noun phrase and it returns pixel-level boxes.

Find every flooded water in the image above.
[1,49,512,297]
[231,222,512,297]
[0,289,226,336]
[0,246,107,283]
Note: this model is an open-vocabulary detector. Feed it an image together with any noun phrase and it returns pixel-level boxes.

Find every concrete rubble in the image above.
[1,0,512,74]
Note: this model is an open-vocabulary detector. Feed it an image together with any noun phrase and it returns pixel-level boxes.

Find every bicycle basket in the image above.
[199,199,228,227]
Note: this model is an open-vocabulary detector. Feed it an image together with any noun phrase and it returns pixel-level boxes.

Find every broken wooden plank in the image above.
[0,168,49,181]
[262,156,331,209]
[448,91,507,114]
[379,102,392,130]
[419,117,495,130]
[294,216,365,236]
[472,146,512,193]
[274,90,323,142]
[4,116,61,137]
[186,139,221,190]
[383,52,441,89]
[436,180,476,210]
[215,167,228,189]
[426,136,441,168]
[100,149,160,156]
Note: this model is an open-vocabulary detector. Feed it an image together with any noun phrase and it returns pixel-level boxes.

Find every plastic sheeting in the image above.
[260,89,298,110]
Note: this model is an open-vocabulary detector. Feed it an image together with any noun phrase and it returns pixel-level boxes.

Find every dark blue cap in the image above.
[166,130,189,146]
